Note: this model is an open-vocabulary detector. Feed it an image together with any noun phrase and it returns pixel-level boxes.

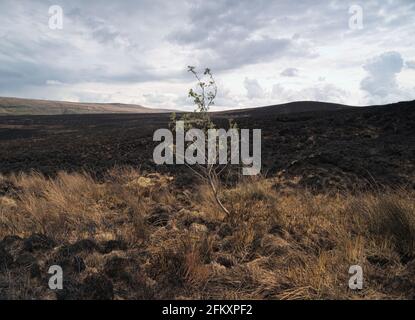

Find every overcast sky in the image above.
[0,0,414,110]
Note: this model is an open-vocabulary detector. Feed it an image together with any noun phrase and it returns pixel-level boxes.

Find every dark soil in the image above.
[0,100,414,192]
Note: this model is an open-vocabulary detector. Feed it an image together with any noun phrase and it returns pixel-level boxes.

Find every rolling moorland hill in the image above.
[0,97,172,115]
[220,100,355,117]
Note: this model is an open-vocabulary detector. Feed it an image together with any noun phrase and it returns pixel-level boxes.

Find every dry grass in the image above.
[0,169,414,300]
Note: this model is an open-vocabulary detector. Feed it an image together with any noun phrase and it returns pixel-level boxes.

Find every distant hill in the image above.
[219,101,357,117]
[0,97,173,115]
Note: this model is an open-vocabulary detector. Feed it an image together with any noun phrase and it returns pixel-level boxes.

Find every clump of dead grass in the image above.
[351,190,415,259]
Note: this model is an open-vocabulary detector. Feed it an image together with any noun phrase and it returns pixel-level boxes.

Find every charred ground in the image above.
[0,100,414,192]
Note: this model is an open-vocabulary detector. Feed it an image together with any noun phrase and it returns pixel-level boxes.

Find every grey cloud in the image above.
[0,0,414,107]
[244,78,264,100]
[169,0,269,46]
[66,8,132,48]
[168,0,319,70]
[281,68,299,77]
[202,37,300,71]
[360,51,404,99]
[0,0,187,92]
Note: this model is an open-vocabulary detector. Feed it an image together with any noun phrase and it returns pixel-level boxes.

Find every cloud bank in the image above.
[0,0,414,109]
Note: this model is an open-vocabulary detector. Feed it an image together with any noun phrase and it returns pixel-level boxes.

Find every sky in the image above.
[0,0,414,111]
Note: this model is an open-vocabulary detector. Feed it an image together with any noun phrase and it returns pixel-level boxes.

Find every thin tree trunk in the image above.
[208,172,230,216]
